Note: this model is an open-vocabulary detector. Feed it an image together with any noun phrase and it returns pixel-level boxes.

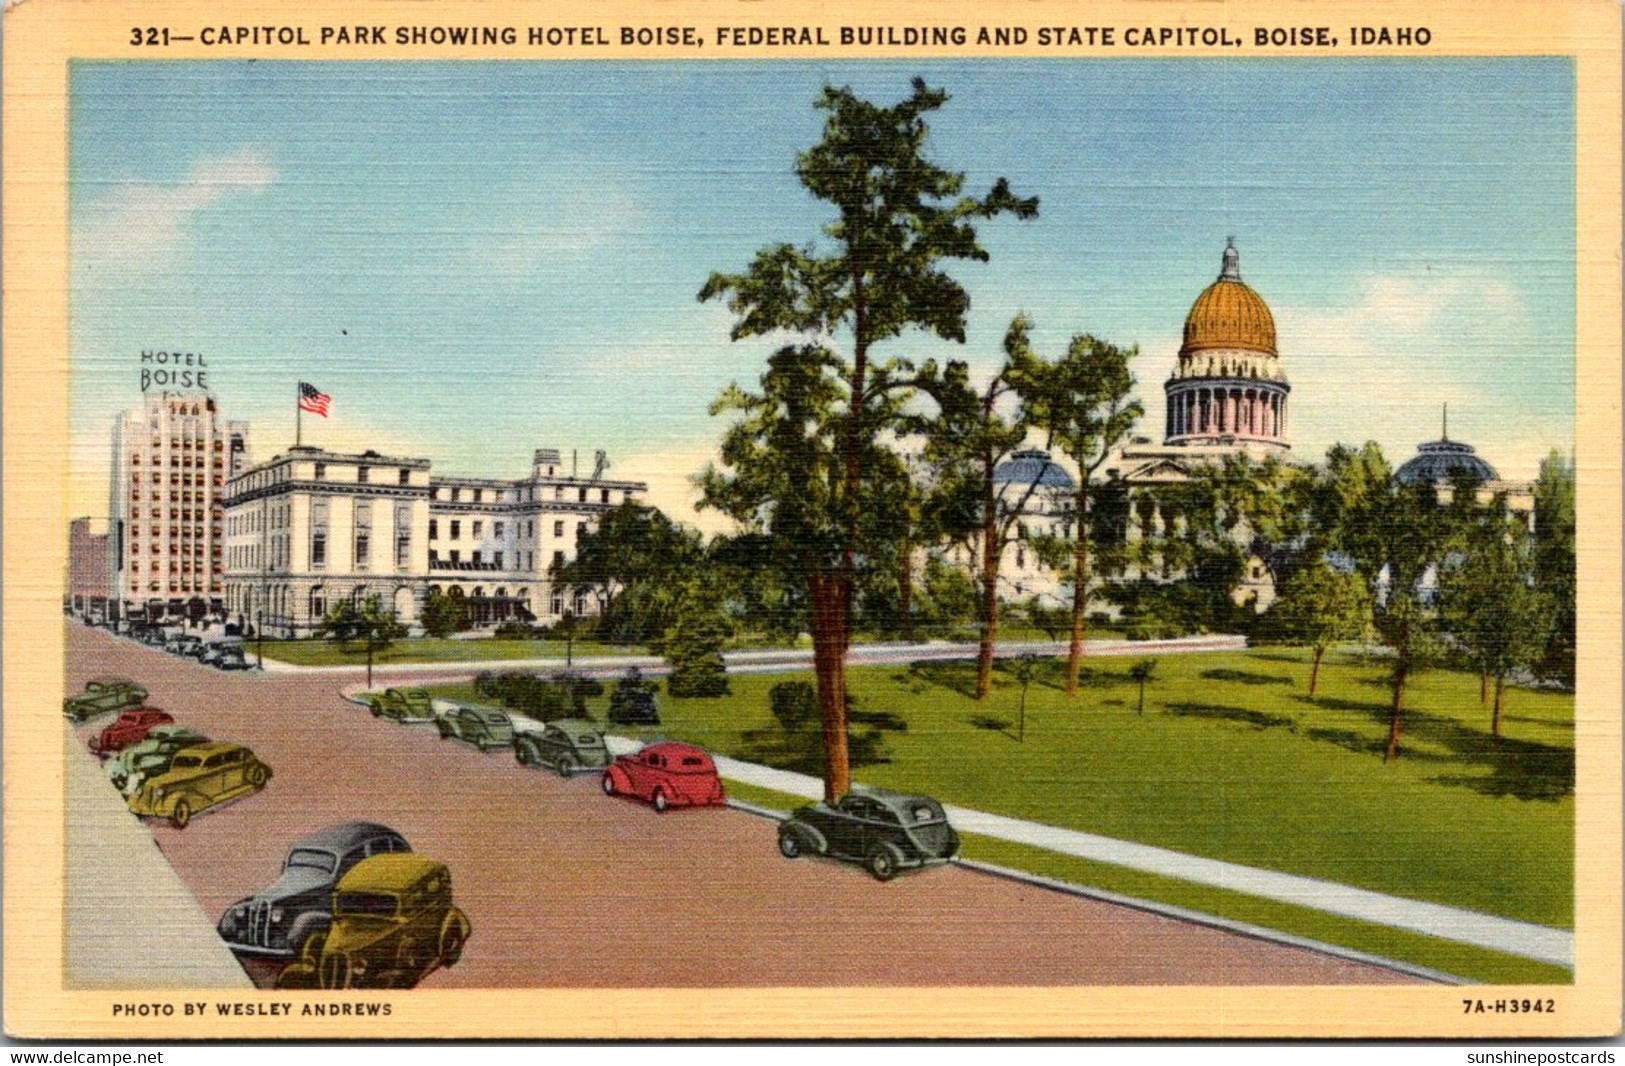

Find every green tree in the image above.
[698,78,1036,799]
[1267,559,1371,695]
[1127,658,1158,715]
[1016,332,1142,696]
[1532,451,1576,686]
[420,587,467,638]
[660,581,732,698]
[1439,509,1555,740]
[318,593,405,689]
[550,502,704,644]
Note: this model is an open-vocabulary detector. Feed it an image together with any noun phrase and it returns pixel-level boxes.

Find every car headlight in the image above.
[270,908,284,923]
[351,959,367,974]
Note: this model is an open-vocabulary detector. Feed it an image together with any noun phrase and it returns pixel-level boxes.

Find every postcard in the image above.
[3,0,1620,1041]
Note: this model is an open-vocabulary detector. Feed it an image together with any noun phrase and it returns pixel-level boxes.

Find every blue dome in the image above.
[1394,439,1499,485]
[993,449,1075,490]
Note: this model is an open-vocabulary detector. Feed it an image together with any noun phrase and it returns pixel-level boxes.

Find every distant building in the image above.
[1394,411,1536,529]
[223,445,647,637]
[107,394,249,621]
[66,517,111,618]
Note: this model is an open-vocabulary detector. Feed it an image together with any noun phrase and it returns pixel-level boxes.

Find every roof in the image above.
[1394,439,1500,485]
[173,741,243,757]
[849,786,940,809]
[545,718,601,734]
[993,449,1075,490]
[336,853,447,893]
[1181,239,1277,357]
[641,741,711,758]
[290,822,405,854]
[460,703,511,722]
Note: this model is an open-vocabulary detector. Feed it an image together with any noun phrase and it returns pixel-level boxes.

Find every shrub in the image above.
[768,681,819,732]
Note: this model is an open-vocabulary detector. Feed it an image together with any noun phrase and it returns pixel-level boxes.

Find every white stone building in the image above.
[224,445,646,637]
[107,393,249,621]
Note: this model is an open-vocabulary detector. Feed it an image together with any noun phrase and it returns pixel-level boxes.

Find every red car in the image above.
[87,707,175,758]
[601,742,726,812]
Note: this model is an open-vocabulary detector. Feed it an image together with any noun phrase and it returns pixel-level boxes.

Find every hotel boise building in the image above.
[222,445,647,638]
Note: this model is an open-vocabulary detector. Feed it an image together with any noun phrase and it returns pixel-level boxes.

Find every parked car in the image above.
[776,789,961,881]
[201,643,253,670]
[368,687,436,724]
[105,724,211,794]
[87,707,175,758]
[126,742,273,828]
[607,669,661,726]
[435,704,515,750]
[164,633,204,657]
[63,678,148,723]
[513,718,611,776]
[273,854,470,990]
[138,627,167,646]
[601,742,725,812]
[218,822,412,960]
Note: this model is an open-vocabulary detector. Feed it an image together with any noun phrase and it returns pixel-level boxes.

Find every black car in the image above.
[607,668,660,726]
[217,822,411,958]
[776,789,960,881]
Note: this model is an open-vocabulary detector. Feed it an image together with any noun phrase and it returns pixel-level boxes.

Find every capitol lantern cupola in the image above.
[1163,238,1290,453]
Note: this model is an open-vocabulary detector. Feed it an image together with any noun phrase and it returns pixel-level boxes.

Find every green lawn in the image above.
[259,637,650,666]
[423,645,1574,947]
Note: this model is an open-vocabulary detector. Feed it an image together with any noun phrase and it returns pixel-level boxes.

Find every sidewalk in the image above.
[64,724,253,989]
[263,633,1248,676]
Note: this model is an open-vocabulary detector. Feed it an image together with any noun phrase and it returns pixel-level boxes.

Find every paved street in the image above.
[66,623,1416,988]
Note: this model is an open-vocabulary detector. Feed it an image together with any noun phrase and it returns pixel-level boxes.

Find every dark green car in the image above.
[513,719,611,777]
[368,687,437,724]
[63,678,149,723]
[434,704,516,751]
[777,789,961,881]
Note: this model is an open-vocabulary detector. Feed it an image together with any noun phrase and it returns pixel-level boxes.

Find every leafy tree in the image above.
[1126,658,1158,715]
[1016,332,1142,696]
[1023,595,1071,643]
[318,593,405,689]
[1267,559,1371,695]
[768,680,820,732]
[420,587,467,638]
[1439,509,1554,740]
[660,581,732,698]
[915,553,979,636]
[698,78,1036,799]
[1532,451,1576,686]
[550,502,704,644]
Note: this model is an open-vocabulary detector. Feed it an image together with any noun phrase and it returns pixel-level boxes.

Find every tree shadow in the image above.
[1200,668,1292,686]
[1504,714,1574,731]
[1164,702,1296,732]
[968,715,1016,739]
[737,701,908,775]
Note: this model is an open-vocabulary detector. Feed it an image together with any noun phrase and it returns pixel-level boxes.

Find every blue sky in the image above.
[69,59,1574,526]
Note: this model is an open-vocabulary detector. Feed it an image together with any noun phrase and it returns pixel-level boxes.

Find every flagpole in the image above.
[296,381,302,448]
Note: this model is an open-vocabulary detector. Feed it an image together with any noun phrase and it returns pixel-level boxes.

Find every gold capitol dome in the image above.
[1180,237,1277,356]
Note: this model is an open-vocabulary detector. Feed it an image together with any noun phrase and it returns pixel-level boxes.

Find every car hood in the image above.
[324,916,400,954]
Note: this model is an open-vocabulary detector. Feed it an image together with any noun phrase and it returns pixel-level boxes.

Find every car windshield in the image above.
[285,848,338,873]
[335,892,399,918]
[681,757,706,767]
[170,755,201,769]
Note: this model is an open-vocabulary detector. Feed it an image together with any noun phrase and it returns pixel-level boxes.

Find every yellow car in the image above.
[126,741,272,829]
[275,854,470,990]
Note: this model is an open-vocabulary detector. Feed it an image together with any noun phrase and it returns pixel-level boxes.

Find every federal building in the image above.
[221,444,646,637]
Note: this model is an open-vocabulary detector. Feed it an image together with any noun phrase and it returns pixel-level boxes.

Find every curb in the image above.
[724,798,1465,986]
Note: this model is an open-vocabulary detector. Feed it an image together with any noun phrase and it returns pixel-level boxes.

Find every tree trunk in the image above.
[809,572,851,802]
[1492,676,1504,742]
[1065,481,1089,696]
[1309,646,1323,696]
[898,530,914,642]
[975,451,1000,700]
[1137,681,1145,715]
[1384,644,1408,763]
[1480,672,1488,704]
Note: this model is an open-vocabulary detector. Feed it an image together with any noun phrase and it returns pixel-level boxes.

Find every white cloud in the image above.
[474,190,648,281]
[73,148,275,268]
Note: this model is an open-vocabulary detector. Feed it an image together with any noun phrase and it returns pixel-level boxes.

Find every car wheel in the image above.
[299,929,328,965]
[865,844,899,882]
[438,916,466,968]
[170,799,192,830]
[601,773,616,796]
[556,755,575,779]
[652,789,669,813]
[370,702,382,717]
[246,764,267,787]
[778,829,802,859]
[514,744,533,767]
[109,773,126,791]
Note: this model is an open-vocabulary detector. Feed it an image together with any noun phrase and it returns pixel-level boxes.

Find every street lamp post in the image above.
[256,608,264,670]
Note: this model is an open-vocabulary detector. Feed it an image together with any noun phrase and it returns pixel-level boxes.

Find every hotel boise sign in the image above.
[139,349,209,392]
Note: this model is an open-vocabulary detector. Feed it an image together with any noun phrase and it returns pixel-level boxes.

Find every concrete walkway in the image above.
[264,633,1247,676]
[674,747,1573,968]
[64,724,253,989]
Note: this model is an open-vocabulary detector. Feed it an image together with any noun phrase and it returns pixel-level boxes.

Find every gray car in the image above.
[217,822,412,959]
[513,718,612,776]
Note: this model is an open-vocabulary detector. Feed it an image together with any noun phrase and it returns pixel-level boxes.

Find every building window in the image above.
[451,487,461,502]
[314,463,326,481]
[450,520,461,539]
[474,489,483,503]
[553,520,564,537]
[430,549,439,564]
[398,468,411,485]
[472,551,482,564]
[494,551,504,569]
[526,520,534,538]
[472,521,483,539]
[578,488,587,502]
[310,499,328,568]
[355,501,372,570]
[601,489,610,503]
[576,522,587,538]
[357,466,370,484]
[396,502,411,567]
[429,519,438,540]
[494,521,504,537]
[551,592,563,616]
[553,550,564,567]
[450,550,460,563]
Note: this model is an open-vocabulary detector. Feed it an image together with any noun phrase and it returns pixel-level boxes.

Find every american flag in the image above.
[298,382,331,417]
